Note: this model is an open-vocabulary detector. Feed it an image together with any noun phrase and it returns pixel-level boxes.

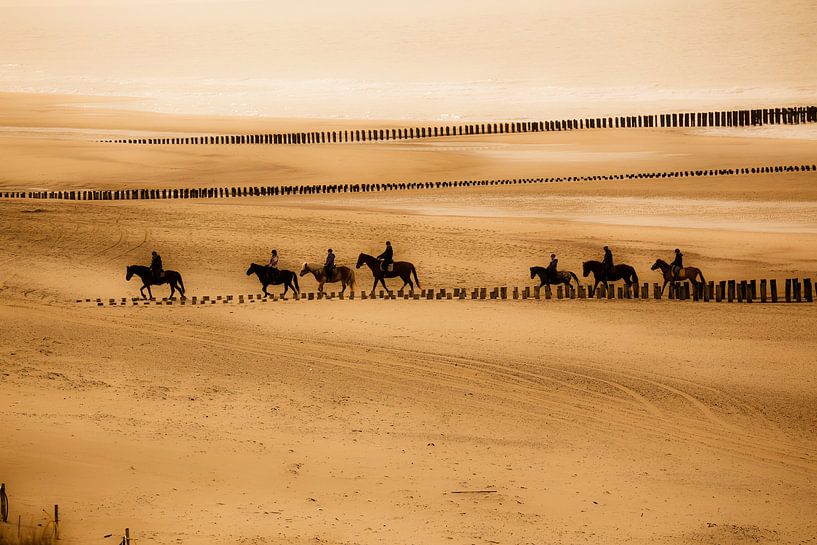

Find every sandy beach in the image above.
[1,88,816,545]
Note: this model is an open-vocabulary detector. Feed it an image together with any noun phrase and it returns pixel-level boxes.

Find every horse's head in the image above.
[356,253,365,269]
[650,260,661,271]
[299,263,309,277]
[529,267,536,279]
[246,263,256,276]
[582,261,591,277]
[125,265,134,281]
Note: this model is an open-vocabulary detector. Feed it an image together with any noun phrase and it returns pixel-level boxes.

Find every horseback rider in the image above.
[547,253,558,283]
[267,249,279,281]
[671,248,684,281]
[150,250,164,282]
[324,249,336,278]
[377,241,394,272]
[602,246,614,275]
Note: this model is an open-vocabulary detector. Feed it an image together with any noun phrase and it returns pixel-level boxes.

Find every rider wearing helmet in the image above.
[324,249,336,278]
[546,253,558,283]
[671,248,684,281]
[377,241,394,272]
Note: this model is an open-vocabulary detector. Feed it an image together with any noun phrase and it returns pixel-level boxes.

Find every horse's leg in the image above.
[371,277,378,296]
[140,284,147,300]
[169,282,176,299]
[379,276,390,294]
[263,283,269,297]
[147,285,153,300]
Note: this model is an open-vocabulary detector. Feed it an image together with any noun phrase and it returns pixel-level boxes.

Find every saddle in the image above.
[380,262,394,272]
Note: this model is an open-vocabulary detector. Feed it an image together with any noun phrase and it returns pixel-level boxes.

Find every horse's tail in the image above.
[630,268,639,286]
[412,265,421,289]
[569,271,580,288]
[292,271,300,293]
[697,269,706,286]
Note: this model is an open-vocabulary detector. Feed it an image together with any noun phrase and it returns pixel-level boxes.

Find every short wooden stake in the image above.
[770,279,778,303]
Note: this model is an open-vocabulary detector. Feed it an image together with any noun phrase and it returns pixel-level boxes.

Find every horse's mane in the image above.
[654,258,669,267]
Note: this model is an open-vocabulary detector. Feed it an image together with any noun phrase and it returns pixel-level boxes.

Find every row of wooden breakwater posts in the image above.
[4,163,815,202]
[100,105,817,146]
[79,278,815,307]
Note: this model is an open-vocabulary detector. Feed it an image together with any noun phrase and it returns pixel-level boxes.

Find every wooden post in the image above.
[1,483,8,523]
[125,528,130,545]
[794,278,802,302]
[760,279,767,303]
[54,504,59,540]
[738,281,746,303]
[804,278,813,302]
[727,280,735,302]
[770,279,778,303]
[785,279,792,302]
[578,284,585,299]
[653,283,661,300]
[543,285,551,299]
[642,282,649,299]
[512,287,519,299]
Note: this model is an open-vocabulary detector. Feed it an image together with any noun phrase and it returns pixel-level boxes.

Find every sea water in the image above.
[1,0,815,120]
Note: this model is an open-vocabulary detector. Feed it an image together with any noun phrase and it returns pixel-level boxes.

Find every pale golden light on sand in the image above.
[1,2,817,544]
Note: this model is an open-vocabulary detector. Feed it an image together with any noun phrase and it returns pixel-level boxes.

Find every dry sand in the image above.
[1,93,816,545]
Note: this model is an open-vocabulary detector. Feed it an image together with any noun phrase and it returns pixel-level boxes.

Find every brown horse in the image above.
[530,266,580,288]
[299,262,356,294]
[356,253,420,294]
[651,259,706,295]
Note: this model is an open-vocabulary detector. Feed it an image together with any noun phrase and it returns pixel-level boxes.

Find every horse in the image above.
[651,259,706,295]
[530,266,581,289]
[582,260,638,294]
[356,253,421,294]
[246,263,300,298]
[126,265,185,300]
[299,262,355,294]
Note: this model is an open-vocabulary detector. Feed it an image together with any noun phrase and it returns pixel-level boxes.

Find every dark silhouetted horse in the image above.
[126,265,185,300]
[356,253,421,294]
[246,263,300,298]
[582,260,638,294]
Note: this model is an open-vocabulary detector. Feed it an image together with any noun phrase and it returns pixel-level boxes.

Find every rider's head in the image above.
[675,248,680,253]
[551,254,556,259]
[603,246,609,251]
[328,248,333,253]
[386,241,391,246]
[272,249,277,255]
[152,250,158,256]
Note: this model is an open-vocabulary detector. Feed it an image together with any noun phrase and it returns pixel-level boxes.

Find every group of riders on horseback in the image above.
[127,242,702,300]
[531,245,704,295]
